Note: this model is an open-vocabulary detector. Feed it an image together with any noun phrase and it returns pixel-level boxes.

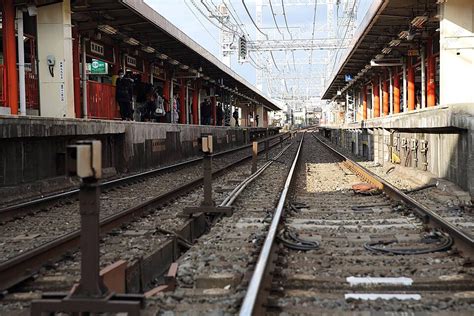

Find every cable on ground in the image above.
[364,231,453,255]
[277,228,319,251]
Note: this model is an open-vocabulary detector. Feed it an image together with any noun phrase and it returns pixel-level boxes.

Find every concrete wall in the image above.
[0,116,279,187]
[320,104,474,197]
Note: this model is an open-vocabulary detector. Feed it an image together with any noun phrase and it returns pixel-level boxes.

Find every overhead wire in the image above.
[280,0,293,40]
[329,0,357,76]
[268,0,283,36]
[184,0,220,45]
[241,0,269,39]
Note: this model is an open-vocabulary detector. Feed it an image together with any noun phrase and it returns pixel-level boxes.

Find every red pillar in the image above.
[382,78,389,116]
[373,82,380,118]
[362,86,367,120]
[211,95,216,126]
[72,28,82,117]
[408,59,415,111]
[192,83,199,125]
[393,67,400,114]
[2,0,18,114]
[179,79,186,124]
[427,39,436,107]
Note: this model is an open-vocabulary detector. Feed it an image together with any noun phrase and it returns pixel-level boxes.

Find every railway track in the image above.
[0,133,290,294]
[241,132,474,315]
[0,133,288,223]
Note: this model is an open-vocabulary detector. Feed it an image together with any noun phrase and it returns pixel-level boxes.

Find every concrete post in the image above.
[439,0,474,105]
[252,141,258,173]
[17,9,26,116]
[37,0,75,118]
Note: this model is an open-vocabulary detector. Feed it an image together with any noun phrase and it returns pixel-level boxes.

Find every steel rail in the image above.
[0,134,289,292]
[240,134,305,316]
[312,133,474,258]
[0,133,289,223]
[221,142,294,207]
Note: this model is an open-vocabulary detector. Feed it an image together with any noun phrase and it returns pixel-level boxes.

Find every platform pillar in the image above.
[407,59,415,111]
[72,27,81,117]
[373,81,380,118]
[426,38,436,107]
[192,82,199,125]
[179,79,186,124]
[382,78,389,116]
[2,0,18,115]
[362,86,367,120]
[439,0,474,104]
[36,0,75,118]
[393,67,400,114]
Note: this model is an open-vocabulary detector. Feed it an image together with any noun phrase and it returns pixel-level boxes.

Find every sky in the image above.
[144,0,374,96]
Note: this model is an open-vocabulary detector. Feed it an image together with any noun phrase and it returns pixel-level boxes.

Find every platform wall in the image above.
[0,116,279,188]
[320,104,474,198]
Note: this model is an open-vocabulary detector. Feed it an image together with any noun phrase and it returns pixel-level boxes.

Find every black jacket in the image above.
[116,77,133,102]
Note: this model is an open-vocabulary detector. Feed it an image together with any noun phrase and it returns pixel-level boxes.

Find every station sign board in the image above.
[87,59,108,75]
[407,49,419,56]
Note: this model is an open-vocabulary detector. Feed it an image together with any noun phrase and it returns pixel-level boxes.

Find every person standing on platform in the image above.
[216,103,223,126]
[201,99,211,125]
[255,114,259,127]
[171,94,180,124]
[233,109,239,127]
[116,70,134,120]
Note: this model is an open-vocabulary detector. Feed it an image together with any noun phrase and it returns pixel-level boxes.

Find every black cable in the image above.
[277,228,319,251]
[241,0,268,39]
[268,0,283,35]
[281,0,293,40]
[364,231,453,255]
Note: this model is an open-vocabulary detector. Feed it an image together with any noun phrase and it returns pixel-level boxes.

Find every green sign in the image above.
[87,59,108,75]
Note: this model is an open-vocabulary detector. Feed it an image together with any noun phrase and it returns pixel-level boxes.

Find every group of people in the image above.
[199,99,226,126]
[116,70,242,126]
[115,69,177,122]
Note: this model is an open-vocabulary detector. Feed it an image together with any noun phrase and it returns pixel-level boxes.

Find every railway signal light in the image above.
[239,36,248,62]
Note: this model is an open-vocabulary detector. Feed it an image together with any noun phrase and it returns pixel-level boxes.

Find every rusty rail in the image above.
[240,133,305,315]
[0,134,289,292]
[313,133,474,258]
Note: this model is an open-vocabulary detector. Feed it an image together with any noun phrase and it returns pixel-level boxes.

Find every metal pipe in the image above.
[17,9,26,116]
[240,135,304,316]
[81,37,88,119]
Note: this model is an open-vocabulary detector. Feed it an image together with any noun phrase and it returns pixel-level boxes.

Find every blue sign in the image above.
[345,74,353,82]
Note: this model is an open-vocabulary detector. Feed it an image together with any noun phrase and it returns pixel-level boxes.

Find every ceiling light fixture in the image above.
[158,53,168,60]
[411,15,428,28]
[142,46,155,53]
[169,59,180,65]
[97,24,117,35]
[398,30,409,40]
[382,47,392,54]
[179,64,189,70]
[389,39,401,47]
[124,37,139,46]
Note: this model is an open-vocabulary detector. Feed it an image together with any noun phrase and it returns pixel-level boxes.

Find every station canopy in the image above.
[63,0,280,111]
[322,0,438,100]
